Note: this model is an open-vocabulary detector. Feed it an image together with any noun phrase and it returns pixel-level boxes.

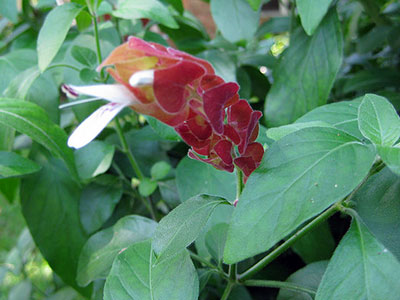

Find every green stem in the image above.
[189,251,228,280]
[220,282,235,300]
[46,64,80,72]
[92,15,105,80]
[236,168,244,200]
[243,280,316,295]
[239,202,340,281]
[114,118,144,180]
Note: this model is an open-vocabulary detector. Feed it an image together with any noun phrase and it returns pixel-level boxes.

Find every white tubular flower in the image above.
[64,70,154,149]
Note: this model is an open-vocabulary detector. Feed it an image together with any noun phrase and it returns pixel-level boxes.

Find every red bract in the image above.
[69,37,264,181]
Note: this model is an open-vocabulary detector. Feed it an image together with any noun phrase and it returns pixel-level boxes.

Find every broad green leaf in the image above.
[0,151,41,178]
[46,287,79,300]
[297,0,334,35]
[224,127,375,263]
[71,46,97,67]
[277,261,328,300]
[159,179,180,208]
[0,0,18,23]
[265,9,343,127]
[104,240,199,300]
[296,98,363,140]
[80,177,123,235]
[152,194,229,261]
[0,99,77,179]
[151,161,171,181]
[316,219,400,300]
[176,157,236,202]
[113,0,178,29]
[164,0,184,14]
[378,146,400,175]
[292,221,335,263]
[77,215,157,286]
[267,121,332,141]
[358,94,400,146]
[20,159,89,295]
[145,116,181,141]
[205,223,229,264]
[75,141,115,180]
[354,168,400,260]
[37,3,83,72]
[210,0,260,43]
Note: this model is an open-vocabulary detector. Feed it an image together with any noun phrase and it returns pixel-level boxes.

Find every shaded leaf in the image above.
[297,0,334,35]
[0,151,41,178]
[265,9,343,126]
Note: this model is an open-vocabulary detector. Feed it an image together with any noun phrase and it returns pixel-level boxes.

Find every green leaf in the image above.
[296,0,334,35]
[246,0,262,10]
[358,94,400,146]
[152,194,229,261]
[224,127,376,263]
[138,178,158,197]
[197,49,236,82]
[164,0,184,14]
[378,146,400,175]
[176,157,236,202]
[292,221,335,263]
[265,9,343,126]
[20,159,89,295]
[4,66,41,99]
[0,0,18,23]
[267,121,332,141]
[104,240,199,300]
[277,261,328,300]
[151,161,171,181]
[145,116,181,141]
[210,0,260,43]
[80,177,123,235]
[296,98,363,140]
[0,151,41,178]
[205,223,229,264]
[37,3,83,72]
[77,215,157,287]
[75,141,115,180]
[113,0,179,29]
[316,219,400,300]
[71,45,97,67]
[256,17,290,37]
[354,168,400,260]
[0,99,77,179]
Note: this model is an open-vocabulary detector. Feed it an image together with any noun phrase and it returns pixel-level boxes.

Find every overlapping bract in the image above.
[100,37,264,180]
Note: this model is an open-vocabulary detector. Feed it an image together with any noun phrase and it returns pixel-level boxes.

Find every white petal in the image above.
[69,84,136,105]
[129,70,154,87]
[68,103,127,149]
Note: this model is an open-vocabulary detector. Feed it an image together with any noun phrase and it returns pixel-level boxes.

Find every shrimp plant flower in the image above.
[63,37,264,182]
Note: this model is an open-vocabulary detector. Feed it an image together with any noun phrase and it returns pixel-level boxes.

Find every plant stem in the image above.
[243,280,316,295]
[220,282,234,300]
[46,64,80,72]
[114,118,144,180]
[92,14,105,80]
[189,251,228,280]
[239,202,340,281]
[236,168,244,200]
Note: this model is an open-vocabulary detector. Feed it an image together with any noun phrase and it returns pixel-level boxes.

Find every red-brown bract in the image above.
[67,37,264,182]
